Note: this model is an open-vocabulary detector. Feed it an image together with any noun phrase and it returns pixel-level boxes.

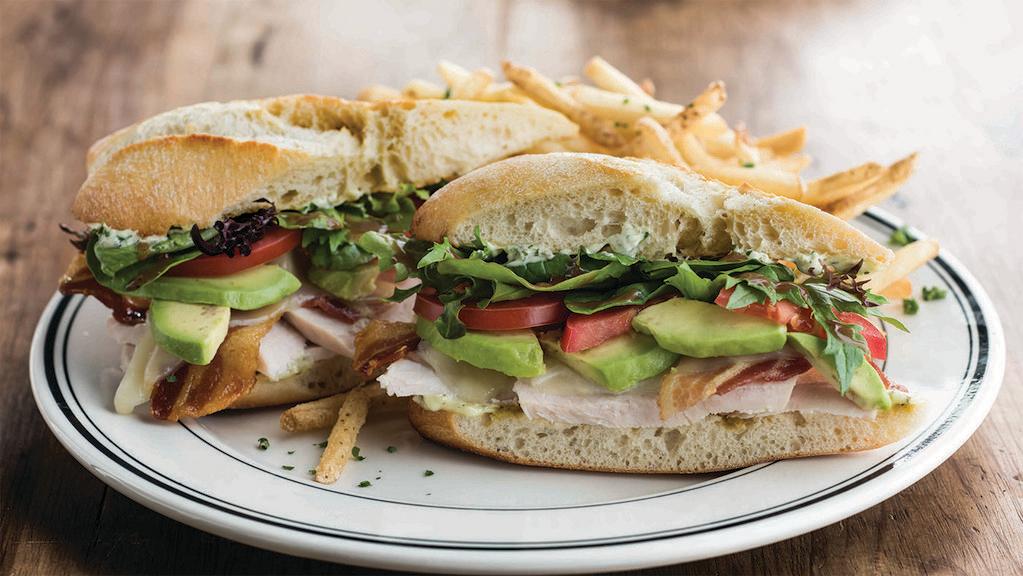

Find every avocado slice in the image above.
[543,332,679,393]
[632,298,787,357]
[149,300,230,365]
[134,265,301,310]
[787,332,892,410]
[415,317,545,378]
[308,263,379,301]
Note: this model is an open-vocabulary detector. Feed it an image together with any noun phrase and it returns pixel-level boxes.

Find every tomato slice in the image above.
[715,288,813,331]
[560,306,640,353]
[837,312,887,361]
[414,291,568,331]
[715,289,887,361]
[167,228,301,277]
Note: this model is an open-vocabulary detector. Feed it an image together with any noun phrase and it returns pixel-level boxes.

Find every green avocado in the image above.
[149,300,230,365]
[415,317,545,378]
[307,263,379,301]
[632,298,787,357]
[543,332,679,393]
[787,332,892,410]
[133,265,300,310]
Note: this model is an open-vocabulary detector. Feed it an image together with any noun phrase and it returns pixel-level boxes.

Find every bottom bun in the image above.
[408,402,920,474]
[229,356,363,409]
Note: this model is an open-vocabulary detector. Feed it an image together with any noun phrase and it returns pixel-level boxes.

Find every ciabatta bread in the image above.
[413,153,892,272]
[408,402,919,474]
[73,95,576,235]
[229,355,362,409]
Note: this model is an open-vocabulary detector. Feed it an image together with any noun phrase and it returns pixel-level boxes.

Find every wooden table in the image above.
[2,1,1020,573]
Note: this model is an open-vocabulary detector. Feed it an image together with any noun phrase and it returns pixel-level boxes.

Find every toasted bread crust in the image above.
[412,153,892,271]
[408,402,919,474]
[73,95,576,235]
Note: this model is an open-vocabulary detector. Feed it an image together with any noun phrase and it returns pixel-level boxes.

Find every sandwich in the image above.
[58,94,576,420]
[376,153,917,473]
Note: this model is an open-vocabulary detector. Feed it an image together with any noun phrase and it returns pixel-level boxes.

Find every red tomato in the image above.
[715,289,887,361]
[414,291,568,331]
[837,312,887,361]
[167,228,301,277]
[715,288,811,329]
[560,306,640,353]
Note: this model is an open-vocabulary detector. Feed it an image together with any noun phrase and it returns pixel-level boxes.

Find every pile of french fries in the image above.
[282,57,940,485]
[358,56,918,221]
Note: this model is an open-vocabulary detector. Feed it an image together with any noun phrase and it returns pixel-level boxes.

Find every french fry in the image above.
[766,153,813,174]
[402,79,447,99]
[676,132,805,199]
[732,125,761,166]
[526,134,610,155]
[314,385,379,484]
[502,60,626,148]
[564,84,683,123]
[280,385,387,433]
[480,82,534,104]
[878,277,913,300]
[457,68,494,99]
[631,117,689,168]
[664,81,728,136]
[804,161,885,207]
[436,60,471,87]
[756,126,807,156]
[356,84,402,102]
[861,239,939,292]
[583,56,649,97]
[827,153,918,220]
[437,61,494,99]
[639,78,656,97]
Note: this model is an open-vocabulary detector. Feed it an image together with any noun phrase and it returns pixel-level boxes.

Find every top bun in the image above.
[412,153,892,272]
[72,95,577,235]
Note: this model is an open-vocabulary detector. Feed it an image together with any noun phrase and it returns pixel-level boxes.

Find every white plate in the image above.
[31,210,1004,574]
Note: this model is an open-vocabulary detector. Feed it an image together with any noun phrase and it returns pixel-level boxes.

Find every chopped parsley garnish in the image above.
[308,469,317,475]
[889,226,917,246]
[281,465,294,471]
[742,162,755,168]
[358,480,372,487]
[903,298,920,315]
[613,121,629,128]
[316,441,328,448]
[351,446,365,461]
[386,446,398,453]
[622,97,630,105]
[443,87,451,99]
[257,437,269,450]
[165,374,177,383]
[643,104,652,112]
[424,470,435,477]
[287,450,295,455]
[922,286,947,301]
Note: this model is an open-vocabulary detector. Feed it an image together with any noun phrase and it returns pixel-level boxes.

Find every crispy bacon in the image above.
[352,320,420,379]
[302,295,361,324]
[715,356,811,396]
[150,319,274,421]
[658,353,811,420]
[58,254,148,325]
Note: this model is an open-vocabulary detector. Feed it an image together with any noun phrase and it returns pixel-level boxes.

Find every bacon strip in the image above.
[151,319,274,421]
[58,254,148,325]
[658,353,811,420]
[352,320,420,379]
[302,295,361,324]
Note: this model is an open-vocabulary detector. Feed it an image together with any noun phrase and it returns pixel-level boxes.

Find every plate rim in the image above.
[30,209,1006,574]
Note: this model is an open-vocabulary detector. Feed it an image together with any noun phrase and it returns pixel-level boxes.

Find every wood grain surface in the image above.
[2,1,1021,574]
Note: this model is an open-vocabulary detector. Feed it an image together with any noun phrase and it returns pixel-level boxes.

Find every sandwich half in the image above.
[59,95,576,420]
[376,153,917,473]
